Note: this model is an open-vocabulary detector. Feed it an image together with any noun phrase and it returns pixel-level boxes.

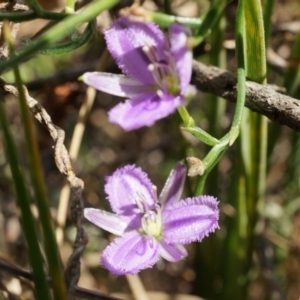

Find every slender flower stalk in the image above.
[84,162,219,275]
[82,17,196,131]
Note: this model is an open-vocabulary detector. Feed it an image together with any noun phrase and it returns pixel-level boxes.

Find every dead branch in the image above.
[24,59,300,133]
[191,60,300,133]
[0,260,122,300]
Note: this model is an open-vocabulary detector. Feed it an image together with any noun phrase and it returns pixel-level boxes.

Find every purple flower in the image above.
[84,162,219,275]
[82,17,196,131]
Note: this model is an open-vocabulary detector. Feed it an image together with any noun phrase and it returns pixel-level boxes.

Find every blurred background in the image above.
[0,0,300,299]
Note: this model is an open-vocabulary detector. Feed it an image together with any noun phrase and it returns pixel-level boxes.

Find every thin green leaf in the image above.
[0,101,52,300]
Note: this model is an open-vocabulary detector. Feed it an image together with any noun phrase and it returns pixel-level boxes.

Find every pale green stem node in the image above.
[182,126,220,146]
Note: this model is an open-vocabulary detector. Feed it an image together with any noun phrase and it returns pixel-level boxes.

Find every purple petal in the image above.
[108,92,183,131]
[84,208,127,236]
[163,196,219,244]
[159,241,187,262]
[159,161,187,208]
[82,72,154,98]
[169,24,192,91]
[101,231,160,275]
[105,165,155,229]
[105,17,165,84]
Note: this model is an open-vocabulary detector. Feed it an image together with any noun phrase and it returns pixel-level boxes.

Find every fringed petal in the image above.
[159,241,187,262]
[105,17,165,84]
[108,92,183,131]
[101,231,160,275]
[105,165,155,229]
[159,161,187,207]
[163,196,219,244]
[169,24,193,92]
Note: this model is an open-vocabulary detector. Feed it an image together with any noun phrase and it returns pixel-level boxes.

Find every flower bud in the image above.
[186,157,205,176]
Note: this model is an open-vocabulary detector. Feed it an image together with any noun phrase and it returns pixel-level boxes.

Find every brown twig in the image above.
[56,49,109,246]
[0,3,29,12]
[0,1,28,62]
[191,60,300,133]
[0,260,122,300]
[25,59,300,133]
[0,79,87,295]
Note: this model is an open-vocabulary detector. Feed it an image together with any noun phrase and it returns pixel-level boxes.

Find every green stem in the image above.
[178,105,220,146]
[177,106,195,127]
[206,16,226,139]
[0,0,118,73]
[150,12,202,30]
[25,0,43,15]
[220,161,248,299]
[244,0,267,82]
[4,24,67,300]
[163,0,172,14]
[263,0,275,46]
[284,30,300,97]
[219,2,247,298]
[204,15,227,192]
[192,0,232,46]
[194,0,246,195]
[243,0,267,226]
[13,66,67,300]
[223,0,268,298]
[0,101,51,300]
[66,0,75,14]
[0,10,68,22]
[263,0,278,159]
[229,0,246,145]
[37,21,94,55]
[195,135,229,195]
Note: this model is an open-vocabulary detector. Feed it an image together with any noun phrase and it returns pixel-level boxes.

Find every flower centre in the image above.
[134,191,162,240]
[141,206,162,239]
[142,43,180,97]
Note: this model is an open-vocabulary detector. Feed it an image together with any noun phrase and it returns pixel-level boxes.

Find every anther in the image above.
[135,191,149,213]
[152,185,158,202]
[142,45,150,53]
[148,64,155,71]
[157,90,163,97]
